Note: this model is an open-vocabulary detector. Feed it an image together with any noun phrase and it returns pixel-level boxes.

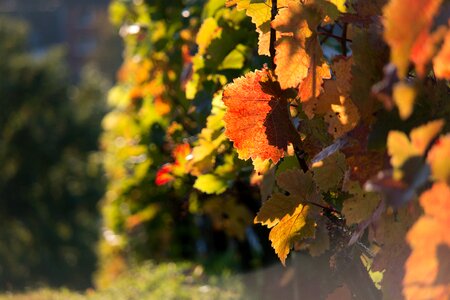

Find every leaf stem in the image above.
[341,23,348,56]
[317,31,352,43]
[269,0,277,68]
[294,146,309,173]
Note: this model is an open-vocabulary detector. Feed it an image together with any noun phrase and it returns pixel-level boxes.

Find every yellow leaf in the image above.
[393,82,416,120]
[427,134,450,184]
[342,180,381,225]
[196,18,222,55]
[269,204,311,265]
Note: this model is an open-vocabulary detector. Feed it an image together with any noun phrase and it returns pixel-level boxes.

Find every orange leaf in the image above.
[223,69,300,163]
[403,182,450,300]
[427,135,450,184]
[155,164,174,186]
[433,28,450,79]
[298,61,331,103]
[383,0,443,78]
[272,1,313,89]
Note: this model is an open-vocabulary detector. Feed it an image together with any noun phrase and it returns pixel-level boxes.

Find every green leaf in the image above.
[194,174,228,194]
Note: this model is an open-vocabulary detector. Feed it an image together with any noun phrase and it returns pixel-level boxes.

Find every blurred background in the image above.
[0,0,121,291]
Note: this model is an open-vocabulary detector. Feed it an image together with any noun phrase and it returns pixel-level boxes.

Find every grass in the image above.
[0,261,243,300]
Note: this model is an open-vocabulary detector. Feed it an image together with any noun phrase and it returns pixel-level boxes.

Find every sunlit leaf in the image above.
[223,69,300,163]
[404,182,450,300]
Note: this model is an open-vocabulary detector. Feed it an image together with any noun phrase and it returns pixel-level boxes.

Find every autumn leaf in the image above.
[342,180,381,225]
[155,143,191,185]
[370,206,420,300]
[255,169,316,227]
[312,151,346,192]
[433,28,450,79]
[303,57,360,138]
[342,126,386,185]
[383,0,443,78]
[298,61,331,103]
[227,0,286,56]
[269,204,313,265]
[203,196,253,240]
[306,220,330,257]
[271,1,313,89]
[350,25,389,120]
[387,119,444,179]
[392,81,416,120]
[255,169,320,264]
[411,26,448,78]
[196,18,222,56]
[427,134,450,184]
[403,182,450,300]
[155,164,175,186]
[222,69,300,163]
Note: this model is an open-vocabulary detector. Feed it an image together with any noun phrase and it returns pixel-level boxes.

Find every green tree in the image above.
[0,17,108,290]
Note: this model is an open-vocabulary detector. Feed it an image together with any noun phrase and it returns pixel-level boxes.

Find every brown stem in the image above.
[294,146,309,173]
[341,23,348,56]
[269,0,277,68]
[318,31,352,42]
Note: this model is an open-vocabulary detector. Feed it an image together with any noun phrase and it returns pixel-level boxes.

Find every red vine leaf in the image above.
[223,69,300,163]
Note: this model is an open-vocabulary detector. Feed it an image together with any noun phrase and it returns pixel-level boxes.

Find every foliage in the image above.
[0,17,108,290]
[0,262,242,300]
[104,0,450,298]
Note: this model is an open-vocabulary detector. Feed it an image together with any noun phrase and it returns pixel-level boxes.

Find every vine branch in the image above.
[269,0,277,68]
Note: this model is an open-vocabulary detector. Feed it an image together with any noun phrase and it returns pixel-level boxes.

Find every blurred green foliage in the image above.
[0,261,243,300]
[96,0,276,288]
[0,17,108,290]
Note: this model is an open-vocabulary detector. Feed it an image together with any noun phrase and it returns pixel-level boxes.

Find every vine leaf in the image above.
[298,61,331,104]
[343,126,385,185]
[194,174,228,194]
[342,180,381,225]
[203,196,253,240]
[272,1,313,89]
[196,18,222,56]
[226,0,286,56]
[254,169,320,265]
[392,81,416,120]
[403,182,450,300]
[223,69,300,163]
[382,0,443,78]
[387,119,444,179]
[305,220,330,257]
[269,204,312,265]
[433,29,450,79]
[312,151,346,192]
[304,57,360,138]
[369,206,420,300]
[155,143,191,185]
[427,134,450,184]
[254,169,315,227]
[190,93,227,175]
